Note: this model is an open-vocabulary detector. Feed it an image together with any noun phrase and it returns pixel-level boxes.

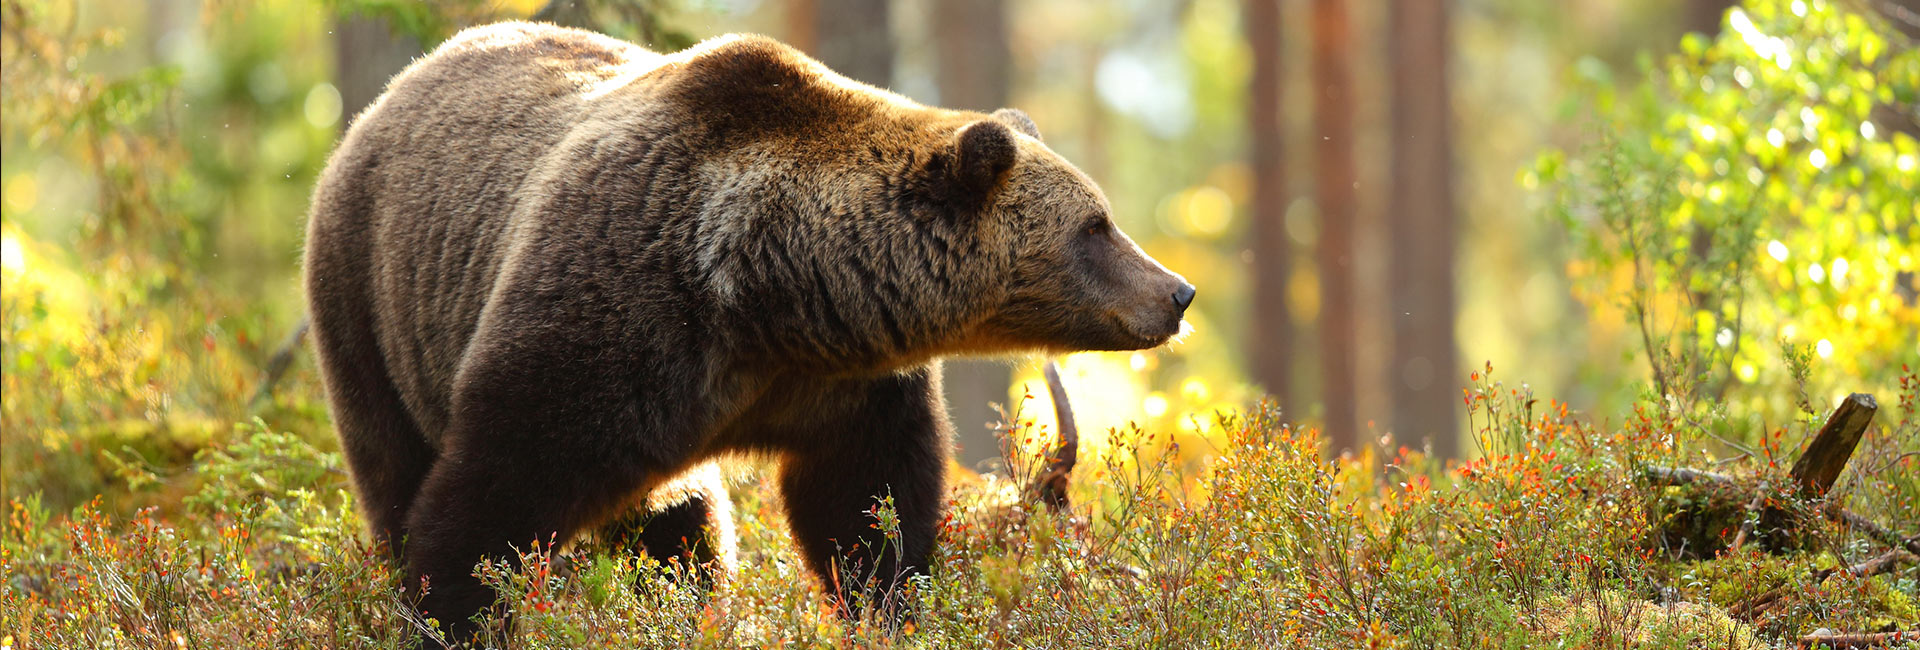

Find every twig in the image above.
[248,317,310,410]
[1867,450,1920,475]
[1728,483,1770,552]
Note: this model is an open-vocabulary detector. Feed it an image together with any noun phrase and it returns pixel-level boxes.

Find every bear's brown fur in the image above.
[304,22,1191,642]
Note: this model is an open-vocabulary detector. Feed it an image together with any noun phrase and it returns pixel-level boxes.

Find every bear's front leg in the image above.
[401,335,689,647]
[777,366,950,620]
[403,437,655,646]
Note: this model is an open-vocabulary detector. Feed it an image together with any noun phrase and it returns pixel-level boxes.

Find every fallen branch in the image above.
[1825,504,1920,557]
[1798,628,1918,649]
[1639,465,1736,487]
[1728,483,1770,552]
[1030,360,1078,512]
[1840,547,1919,578]
[1731,547,1917,620]
[1643,465,1917,554]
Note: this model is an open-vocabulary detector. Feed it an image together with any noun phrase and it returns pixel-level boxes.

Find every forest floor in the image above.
[1,365,1917,649]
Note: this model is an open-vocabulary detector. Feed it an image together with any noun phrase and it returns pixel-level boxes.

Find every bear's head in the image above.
[668,37,1190,365]
[942,109,1195,355]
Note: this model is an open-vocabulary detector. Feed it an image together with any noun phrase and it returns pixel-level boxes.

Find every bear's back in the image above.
[314,22,661,440]
[311,23,955,441]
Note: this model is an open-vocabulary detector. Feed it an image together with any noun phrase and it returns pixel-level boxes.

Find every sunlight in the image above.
[0,232,23,279]
[1727,9,1779,64]
[1142,392,1169,418]
[1767,240,1789,261]
[303,83,341,128]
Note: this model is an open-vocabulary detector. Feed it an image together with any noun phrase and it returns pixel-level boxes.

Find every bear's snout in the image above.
[1172,283,1196,311]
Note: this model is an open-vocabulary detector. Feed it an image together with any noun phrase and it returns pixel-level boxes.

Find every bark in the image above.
[1244,0,1292,412]
[1387,0,1460,459]
[933,0,1008,110]
[809,0,891,88]
[1790,393,1878,498]
[929,0,1011,468]
[1686,0,1738,35]
[1310,0,1358,454]
[332,15,422,128]
[784,0,818,54]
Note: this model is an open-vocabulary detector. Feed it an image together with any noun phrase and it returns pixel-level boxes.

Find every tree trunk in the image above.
[809,0,892,89]
[934,0,1008,110]
[333,15,422,128]
[1244,0,1292,413]
[1686,0,1738,35]
[255,14,421,409]
[1310,0,1358,455]
[1388,0,1459,459]
[931,0,1011,469]
[784,0,818,53]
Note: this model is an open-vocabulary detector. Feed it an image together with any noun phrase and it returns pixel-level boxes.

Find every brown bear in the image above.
[303,21,1192,642]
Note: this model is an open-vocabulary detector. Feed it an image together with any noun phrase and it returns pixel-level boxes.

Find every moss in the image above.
[1643,481,1822,560]
[1538,589,1766,649]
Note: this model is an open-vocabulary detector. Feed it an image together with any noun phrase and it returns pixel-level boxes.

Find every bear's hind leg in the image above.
[600,463,737,583]
[307,273,438,558]
[777,368,948,619]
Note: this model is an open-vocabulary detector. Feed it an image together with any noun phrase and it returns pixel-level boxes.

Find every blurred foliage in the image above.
[1,0,350,514]
[1533,0,1920,436]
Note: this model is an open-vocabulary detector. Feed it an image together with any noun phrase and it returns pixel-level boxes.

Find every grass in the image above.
[2,365,1916,649]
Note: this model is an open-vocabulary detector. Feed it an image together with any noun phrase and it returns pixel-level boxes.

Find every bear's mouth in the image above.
[1109,312,1189,350]
[1139,318,1192,348]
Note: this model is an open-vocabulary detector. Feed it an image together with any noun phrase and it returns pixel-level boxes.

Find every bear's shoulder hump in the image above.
[671,34,818,90]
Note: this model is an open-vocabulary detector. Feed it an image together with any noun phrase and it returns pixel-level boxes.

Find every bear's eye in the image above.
[1082,217,1109,237]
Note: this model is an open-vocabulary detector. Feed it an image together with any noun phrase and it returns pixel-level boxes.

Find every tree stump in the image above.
[1789,393,1877,498]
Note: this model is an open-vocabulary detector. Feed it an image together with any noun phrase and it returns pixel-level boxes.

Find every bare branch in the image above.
[1030,360,1078,512]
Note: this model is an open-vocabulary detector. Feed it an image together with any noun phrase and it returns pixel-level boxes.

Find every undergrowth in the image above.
[2,365,1914,649]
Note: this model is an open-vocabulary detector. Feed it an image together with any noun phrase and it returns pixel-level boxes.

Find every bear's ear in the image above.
[991,108,1041,141]
[953,119,1018,196]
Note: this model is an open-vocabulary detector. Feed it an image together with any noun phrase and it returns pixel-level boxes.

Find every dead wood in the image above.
[1728,485,1770,552]
[1639,392,1904,558]
[1640,465,1737,487]
[1790,393,1879,498]
[1798,628,1917,648]
[1825,505,1920,558]
[1030,360,1079,512]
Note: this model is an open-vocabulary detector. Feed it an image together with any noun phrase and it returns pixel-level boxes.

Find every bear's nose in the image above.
[1172,283,1196,311]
